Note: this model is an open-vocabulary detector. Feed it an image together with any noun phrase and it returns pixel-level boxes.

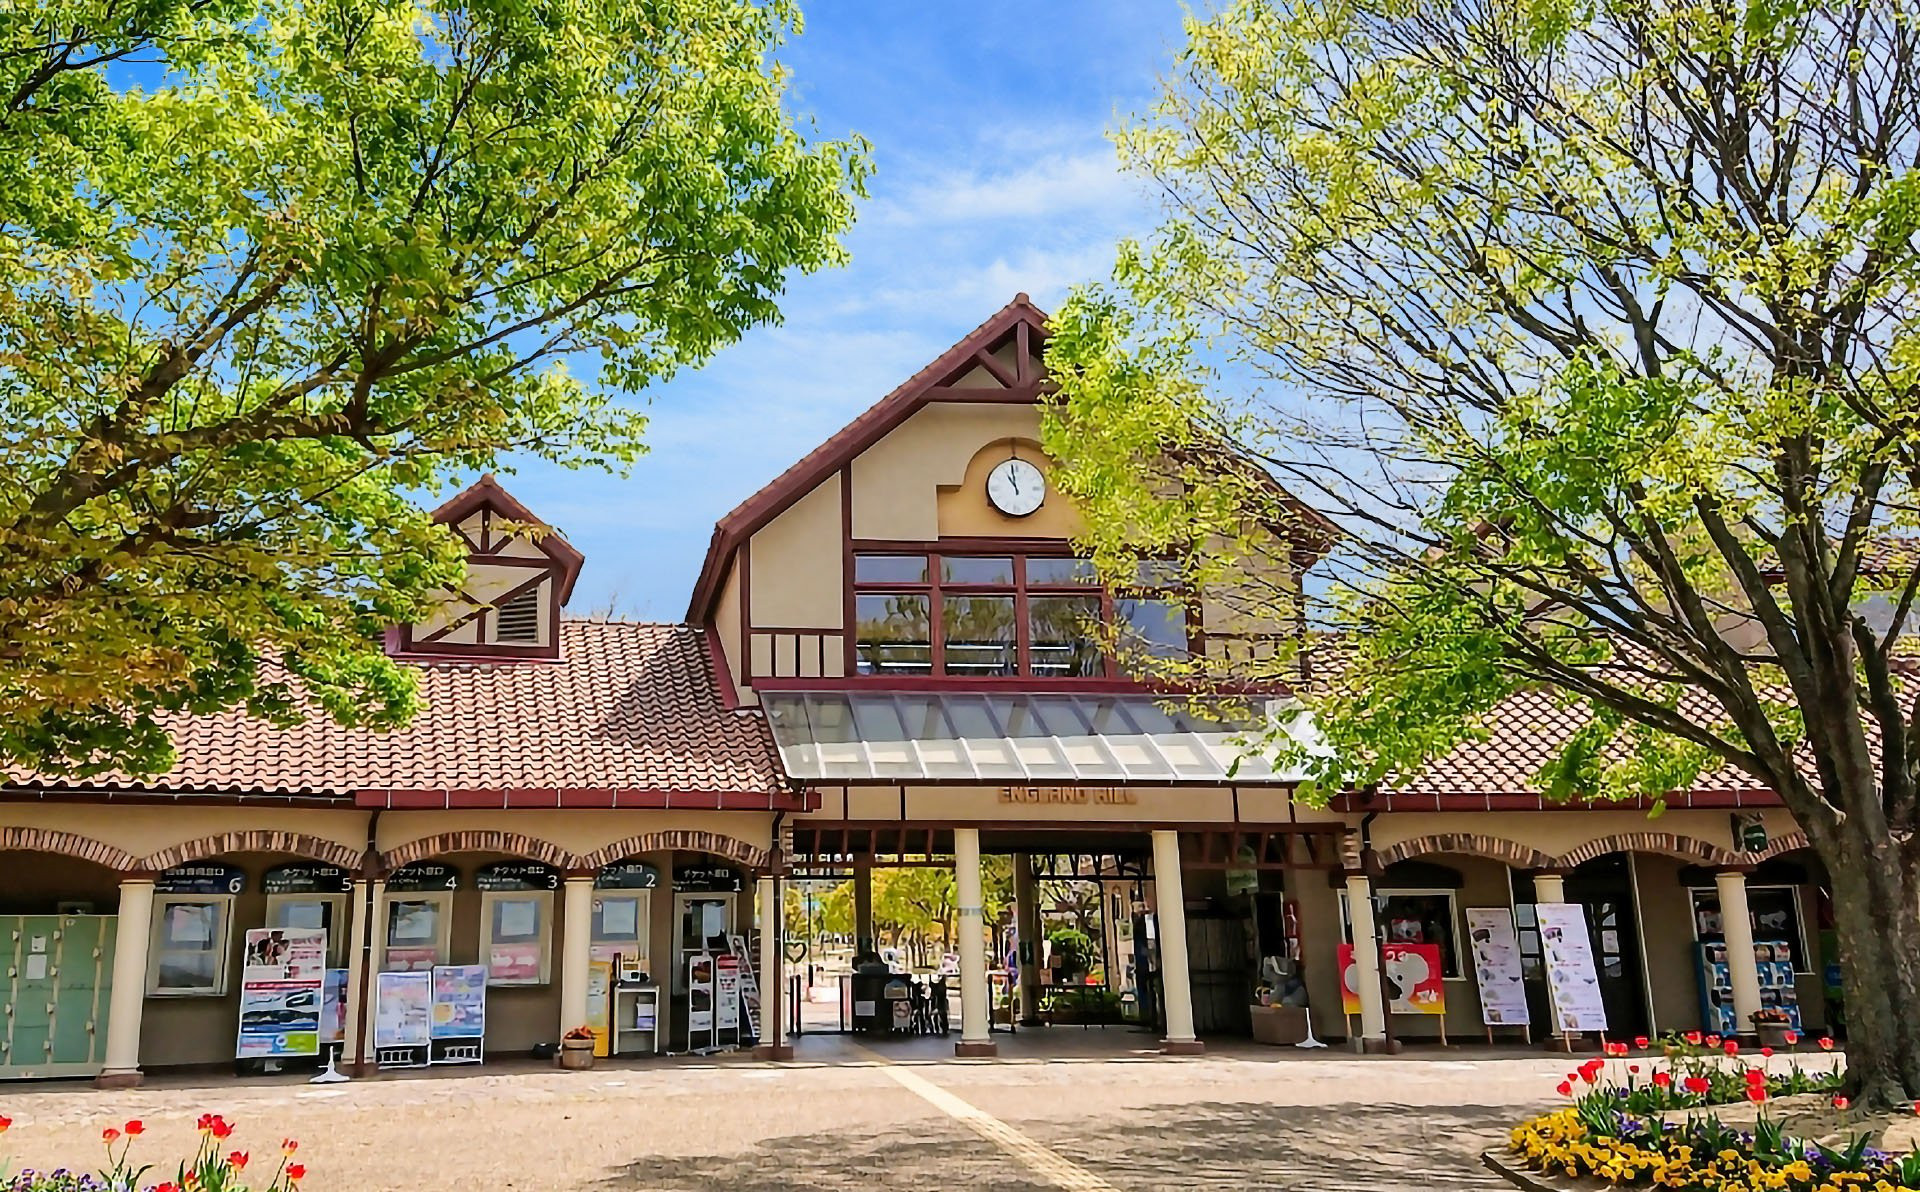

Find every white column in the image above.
[559,875,595,1038]
[953,828,995,1055]
[756,877,788,1058]
[1152,830,1203,1053]
[97,878,155,1087]
[340,878,378,1070]
[1345,872,1388,1046]
[1716,869,1765,1036]
[1534,872,1567,903]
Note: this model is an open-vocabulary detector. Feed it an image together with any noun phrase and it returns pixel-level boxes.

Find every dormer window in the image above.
[387,475,584,662]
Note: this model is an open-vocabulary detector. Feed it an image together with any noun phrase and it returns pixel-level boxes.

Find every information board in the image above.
[716,954,741,1031]
[375,971,432,1048]
[430,965,487,1040]
[320,968,348,1044]
[1465,908,1531,1026]
[236,927,327,1058]
[1535,903,1608,1033]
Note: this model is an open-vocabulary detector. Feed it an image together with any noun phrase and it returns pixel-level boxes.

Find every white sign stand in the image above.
[1535,903,1608,1042]
[1465,907,1532,1044]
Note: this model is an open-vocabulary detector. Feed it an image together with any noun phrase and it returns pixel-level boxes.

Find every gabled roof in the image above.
[6,622,791,803]
[434,473,586,603]
[686,294,1053,621]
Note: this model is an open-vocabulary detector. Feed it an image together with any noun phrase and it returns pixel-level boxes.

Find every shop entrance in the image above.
[668,860,747,1052]
[1566,855,1650,1038]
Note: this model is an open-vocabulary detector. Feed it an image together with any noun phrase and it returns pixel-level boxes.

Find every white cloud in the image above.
[874,149,1142,227]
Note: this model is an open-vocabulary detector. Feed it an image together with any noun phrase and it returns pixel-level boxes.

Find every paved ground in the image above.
[0,1034,1598,1190]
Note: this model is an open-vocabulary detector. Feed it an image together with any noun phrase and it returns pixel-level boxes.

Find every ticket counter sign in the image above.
[1338,942,1446,1015]
[236,927,327,1058]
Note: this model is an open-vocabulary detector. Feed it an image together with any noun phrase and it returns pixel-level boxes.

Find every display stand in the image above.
[375,971,432,1069]
[428,964,486,1065]
[726,933,761,1041]
[686,952,724,1055]
[1465,908,1533,1046]
[612,985,660,1057]
[1535,904,1608,1045]
[1696,939,1801,1035]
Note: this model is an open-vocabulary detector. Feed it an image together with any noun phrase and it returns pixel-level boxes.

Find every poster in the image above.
[375,971,432,1047]
[687,953,715,1035]
[716,955,741,1031]
[586,960,613,1058]
[487,941,543,983]
[430,965,487,1039]
[726,934,761,1038]
[1338,943,1446,1015]
[1465,908,1530,1026]
[320,968,349,1044]
[1535,903,1608,1032]
[236,927,327,1058]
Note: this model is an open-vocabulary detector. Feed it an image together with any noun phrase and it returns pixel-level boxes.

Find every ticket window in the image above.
[590,893,650,976]
[149,896,234,995]
[673,894,735,993]
[266,894,350,967]
[380,893,452,972]
[480,890,553,986]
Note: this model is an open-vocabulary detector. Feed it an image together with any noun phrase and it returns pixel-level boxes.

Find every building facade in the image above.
[0,296,1833,1084]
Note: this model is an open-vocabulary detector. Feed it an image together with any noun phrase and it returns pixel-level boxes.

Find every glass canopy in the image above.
[760,691,1318,784]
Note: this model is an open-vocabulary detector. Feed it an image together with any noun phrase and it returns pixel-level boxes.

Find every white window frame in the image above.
[480,889,553,986]
[1337,887,1466,980]
[590,892,651,970]
[148,894,234,996]
[380,891,453,972]
[265,893,350,967]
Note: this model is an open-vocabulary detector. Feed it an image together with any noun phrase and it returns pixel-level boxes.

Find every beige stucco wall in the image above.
[934,437,1086,541]
[850,404,1062,541]
[749,473,844,629]
[375,809,775,866]
[0,804,369,868]
[1633,853,1704,1033]
[1367,807,1804,866]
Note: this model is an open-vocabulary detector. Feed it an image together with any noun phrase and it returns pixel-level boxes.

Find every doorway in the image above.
[1564,855,1650,1037]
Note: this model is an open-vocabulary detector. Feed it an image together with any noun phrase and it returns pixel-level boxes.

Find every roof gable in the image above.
[432,473,586,603]
[687,294,1051,620]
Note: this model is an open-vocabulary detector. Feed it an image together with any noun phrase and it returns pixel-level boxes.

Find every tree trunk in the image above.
[1818,821,1920,1106]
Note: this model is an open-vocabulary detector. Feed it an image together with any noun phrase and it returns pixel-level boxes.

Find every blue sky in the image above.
[496,1,1188,621]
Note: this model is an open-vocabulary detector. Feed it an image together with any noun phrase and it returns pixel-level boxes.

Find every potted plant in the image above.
[1751,1008,1795,1049]
[559,1024,597,1070]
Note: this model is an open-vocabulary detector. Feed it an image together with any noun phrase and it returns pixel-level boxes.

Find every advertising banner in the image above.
[320,968,348,1045]
[235,927,326,1059]
[687,953,715,1035]
[1465,908,1531,1026]
[1338,942,1446,1015]
[726,934,760,1039]
[715,954,741,1031]
[430,965,487,1040]
[375,971,432,1048]
[1535,903,1609,1033]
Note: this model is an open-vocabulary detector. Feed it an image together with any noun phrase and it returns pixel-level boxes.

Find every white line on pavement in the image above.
[854,1047,1118,1191]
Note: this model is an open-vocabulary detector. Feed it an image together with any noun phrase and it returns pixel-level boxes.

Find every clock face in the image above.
[986,458,1046,517]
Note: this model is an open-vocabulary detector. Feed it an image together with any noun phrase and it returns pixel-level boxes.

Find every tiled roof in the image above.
[7,622,786,799]
[1386,686,1776,802]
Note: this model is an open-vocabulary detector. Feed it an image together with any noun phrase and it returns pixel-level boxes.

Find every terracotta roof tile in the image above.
[8,622,783,798]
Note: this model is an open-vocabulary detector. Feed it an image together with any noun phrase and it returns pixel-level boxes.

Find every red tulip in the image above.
[0,1115,11,1132]
[1745,1067,1767,1085]
[1706,1034,1722,1048]
[1628,1064,1641,1074]
[1684,1075,1711,1095]
[287,1164,306,1181]
[1723,1039,1740,1056]
[1785,1031,1800,1045]
[1652,1072,1672,1088]
[154,1185,178,1192]
[1747,1087,1768,1104]
[1760,1047,1774,1058]
[228,1151,248,1170]
[1820,1037,1836,1051]
[282,1138,299,1156]
[1834,1095,1851,1110]
[1556,1079,1573,1097]
[1634,1036,1650,1049]
[124,1120,143,1136]
[1684,1031,1703,1045]
[101,1127,120,1143]
[208,1118,234,1140]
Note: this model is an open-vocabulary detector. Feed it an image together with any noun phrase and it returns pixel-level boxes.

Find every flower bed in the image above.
[1505,1034,1913,1192]
[1,1113,307,1192]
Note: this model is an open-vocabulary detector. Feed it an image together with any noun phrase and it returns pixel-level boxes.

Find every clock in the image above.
[986,457,1046,518]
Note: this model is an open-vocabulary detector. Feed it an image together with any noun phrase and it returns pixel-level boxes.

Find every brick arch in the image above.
[142,830,365,872]
[1374,833,1557,871]
[577,830,772,874]
[379,829,572,872]
[1554,831,1737,870]
[0,826,137,872]
[1750,831,1812,863]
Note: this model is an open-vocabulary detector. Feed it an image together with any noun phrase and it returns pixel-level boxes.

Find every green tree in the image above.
[1045,1,1920,1103]
[1,0,868,775]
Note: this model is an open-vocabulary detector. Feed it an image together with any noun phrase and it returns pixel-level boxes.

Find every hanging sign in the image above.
[262,863,351,896]
[675,865,743,892]
[474,862,559,892]
[376,971,432,1047]
[1465,908,1531,1026]
[596,861,661,890]
[235,927,327,1059]
[1338,943,1446,1015]
[386,863,458,892]
[157,864,246,895]
[429,965,487,1040]
[1535,903,1609,1033]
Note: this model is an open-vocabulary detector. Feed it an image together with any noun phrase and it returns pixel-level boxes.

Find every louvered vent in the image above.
[494,588,542,643]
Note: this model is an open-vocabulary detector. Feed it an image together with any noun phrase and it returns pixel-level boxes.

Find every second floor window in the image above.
[853,552,1185,678]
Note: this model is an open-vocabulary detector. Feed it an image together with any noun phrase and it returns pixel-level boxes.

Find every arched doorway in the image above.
[0,846,125,1078]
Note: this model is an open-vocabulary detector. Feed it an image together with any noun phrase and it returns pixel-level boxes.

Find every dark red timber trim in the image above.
[1329,790,1784,812]
[738,541,753,686]
[705,624,741,710]
[354,788,819,812]
[431,474,585,602]
[840,465,855,675]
